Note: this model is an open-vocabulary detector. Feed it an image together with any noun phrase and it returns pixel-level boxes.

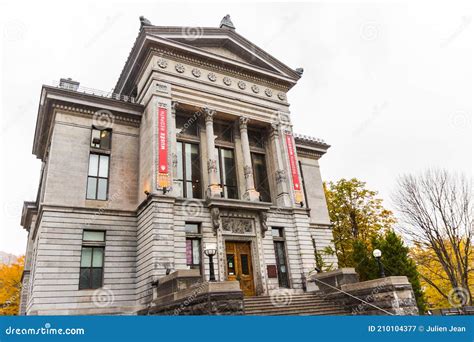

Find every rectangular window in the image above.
[215,147,238,199]
[176,114,199,137]
[214,122,234,143]
[251,153,271,202]
[79,230,105,290]
[248,129,265,148]
[176,142,201,198]
[91,128,112,150]
[86,154,110,200]
[185,223,201,270]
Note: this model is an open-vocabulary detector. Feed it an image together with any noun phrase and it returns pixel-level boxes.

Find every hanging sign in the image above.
[285,132,303,203]
[157,106,169,188]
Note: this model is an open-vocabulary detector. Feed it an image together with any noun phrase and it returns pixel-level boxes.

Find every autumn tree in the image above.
[393,169,473,306]
[352,231,426,312]
[0,256,24,315]
[324,178,396,266]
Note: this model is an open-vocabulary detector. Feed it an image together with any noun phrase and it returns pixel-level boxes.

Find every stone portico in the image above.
[19,15,337,315]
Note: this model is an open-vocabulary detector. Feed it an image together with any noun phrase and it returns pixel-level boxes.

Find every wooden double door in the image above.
[225,241,256,296]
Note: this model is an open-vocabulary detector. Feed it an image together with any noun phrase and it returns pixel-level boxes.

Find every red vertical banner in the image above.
[157,106,169,188]
[285,132,303,203]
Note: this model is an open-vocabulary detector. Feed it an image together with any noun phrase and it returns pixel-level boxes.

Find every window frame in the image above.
[90,127,112,150]
[251,151,272,202]
[185,223,202,272]
[176,141,202,199]
[215,146,238,199]
[86,153,110,201]
[79,230,106,290]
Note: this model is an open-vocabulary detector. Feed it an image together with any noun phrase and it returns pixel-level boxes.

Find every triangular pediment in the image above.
[144,27,301,81]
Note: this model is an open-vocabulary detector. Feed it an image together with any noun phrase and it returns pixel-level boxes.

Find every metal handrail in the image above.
[51,80,136,104]
[311,277,395,315]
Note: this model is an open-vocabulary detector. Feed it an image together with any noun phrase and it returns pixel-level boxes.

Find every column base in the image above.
[243,189,260,202]
[207,184,223,198]
[275,192,292,207]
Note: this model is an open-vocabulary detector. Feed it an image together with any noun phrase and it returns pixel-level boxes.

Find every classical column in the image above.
[239,116,260,201]
[270,123,291,207]
[203,107,222,198]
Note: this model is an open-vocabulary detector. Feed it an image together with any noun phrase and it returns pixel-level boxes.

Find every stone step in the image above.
[243,294,350,316]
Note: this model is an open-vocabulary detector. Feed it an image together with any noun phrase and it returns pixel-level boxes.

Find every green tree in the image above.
[324,178,396,266]
[352,231,427,313]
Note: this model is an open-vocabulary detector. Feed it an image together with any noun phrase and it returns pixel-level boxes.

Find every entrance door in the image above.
[225,241,256,296]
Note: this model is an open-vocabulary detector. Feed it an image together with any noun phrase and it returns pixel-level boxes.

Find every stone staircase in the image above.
[243,293,350,316]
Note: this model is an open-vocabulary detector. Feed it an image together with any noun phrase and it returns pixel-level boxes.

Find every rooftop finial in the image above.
[219,14,235,30]
[139,16,152,27]
[295,68,304,76]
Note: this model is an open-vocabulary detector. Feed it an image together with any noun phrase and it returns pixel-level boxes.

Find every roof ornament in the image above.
[219,14,235,30]
[295,68,304,76]
[139,16,152,27]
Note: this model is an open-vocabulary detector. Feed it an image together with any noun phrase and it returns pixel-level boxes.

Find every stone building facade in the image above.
[19,16,337,315]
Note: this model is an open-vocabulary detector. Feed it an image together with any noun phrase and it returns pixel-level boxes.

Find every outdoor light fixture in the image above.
[372,249,385,278]
[204,243,217,282]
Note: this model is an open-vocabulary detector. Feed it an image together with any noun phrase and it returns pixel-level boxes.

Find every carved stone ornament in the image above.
[211,208,221,235]
[203,107,216,123]
[222,218,253,234]
[208,72,217,82]
[157,58,168,69]
[239,116,249,130]
[276,170,287,183]
[208,159,218,173]
[278,92,286,101]
[192,68,201,78]
[264,88,273,97]
[175,63,185,73]
[172,153,178,168]
[243,165,253,179]
[238,81,246,90]
[223,77,232,86]
[259,211,269,237]
[251,85,260,93]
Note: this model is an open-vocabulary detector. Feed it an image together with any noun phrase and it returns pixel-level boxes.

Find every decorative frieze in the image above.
[222,218,253,234]
[157,58,168,69]
[154,55,288,101]
[175,63,185,73]
[208,72,217,82]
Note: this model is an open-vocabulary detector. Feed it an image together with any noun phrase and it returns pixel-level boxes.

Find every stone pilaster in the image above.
[239,116,260,201]
[170,101,180,197]
[270,123,291,207]
[203,107,222,198]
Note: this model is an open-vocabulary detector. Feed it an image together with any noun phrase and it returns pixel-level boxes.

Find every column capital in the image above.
[202,106,216,123]
[239,116,249,131]
[171,101,179,116]
[270,122,280,137]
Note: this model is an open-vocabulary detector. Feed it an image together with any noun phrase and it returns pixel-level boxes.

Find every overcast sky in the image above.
[0,1,472,255]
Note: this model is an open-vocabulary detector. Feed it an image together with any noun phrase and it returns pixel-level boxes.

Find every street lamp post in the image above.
[372,249,385,278]
[204,243,217,282]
